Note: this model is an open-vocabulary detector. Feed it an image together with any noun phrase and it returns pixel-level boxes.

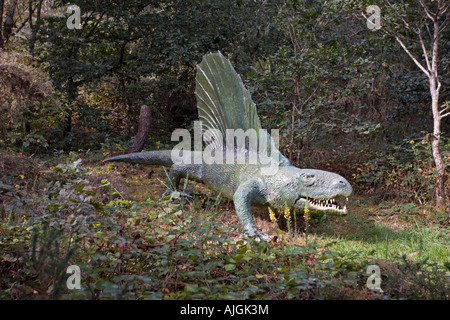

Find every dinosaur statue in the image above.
[104,52,352,241]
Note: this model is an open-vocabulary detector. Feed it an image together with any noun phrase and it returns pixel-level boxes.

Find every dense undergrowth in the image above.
[0,0,449,301]
[0,150,448,300]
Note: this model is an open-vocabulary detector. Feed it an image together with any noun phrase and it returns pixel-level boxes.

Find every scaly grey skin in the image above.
[104,52,353,241]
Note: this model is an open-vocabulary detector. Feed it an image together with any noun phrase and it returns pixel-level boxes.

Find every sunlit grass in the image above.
[302,205,450,266]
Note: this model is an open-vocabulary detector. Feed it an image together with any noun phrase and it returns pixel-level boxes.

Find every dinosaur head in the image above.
[272,167,352,216]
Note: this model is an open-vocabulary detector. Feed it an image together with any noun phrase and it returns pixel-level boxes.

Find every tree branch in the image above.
[425,22,433,38]
[12,1,41,36]
[381,24,430,76]
[419,0,435,21]
[440,3,449,16]
[417,28,431,72]
[439,14,449,33]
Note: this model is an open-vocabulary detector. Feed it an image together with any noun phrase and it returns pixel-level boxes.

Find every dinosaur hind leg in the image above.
[167,165,182,190]
[161,165,192,198]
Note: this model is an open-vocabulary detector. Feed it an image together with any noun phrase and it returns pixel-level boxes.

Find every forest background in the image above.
[0,0,449,300]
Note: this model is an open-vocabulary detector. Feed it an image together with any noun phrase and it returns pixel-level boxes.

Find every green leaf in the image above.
[90,200,105,213]
[171,191,181,199]
[224,264,236,271]
[46,203,61,210]
[444,262,450,271]
[184,283,199,293]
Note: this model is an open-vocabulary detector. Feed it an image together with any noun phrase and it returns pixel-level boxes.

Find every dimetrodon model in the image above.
[104,52,352,241]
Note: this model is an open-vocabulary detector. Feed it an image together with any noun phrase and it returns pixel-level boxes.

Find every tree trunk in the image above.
[430,74,447,209]
[29,0,42,57]
[429,11,447,210]
[0,0,5,49]
[3,0,17,47]
[126,105,151,154]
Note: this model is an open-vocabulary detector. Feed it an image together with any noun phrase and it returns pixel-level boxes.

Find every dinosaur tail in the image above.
[103,150,174,166]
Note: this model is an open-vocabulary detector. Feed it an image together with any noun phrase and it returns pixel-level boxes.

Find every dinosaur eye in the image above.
[300,173,316,185]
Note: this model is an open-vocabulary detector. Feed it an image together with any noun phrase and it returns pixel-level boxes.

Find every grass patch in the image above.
[307,209,450,266]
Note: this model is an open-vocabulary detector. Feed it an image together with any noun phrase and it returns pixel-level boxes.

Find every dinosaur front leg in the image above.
[233,181,274,242]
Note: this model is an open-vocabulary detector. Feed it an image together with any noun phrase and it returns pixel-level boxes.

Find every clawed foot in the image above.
[161,189,192,199]
[245,230,278,243]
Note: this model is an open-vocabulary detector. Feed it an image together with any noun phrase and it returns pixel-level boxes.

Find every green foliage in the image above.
[379,255,450,300]
[1,0,449,300]
[1,157,448,299]
[30,0,280,152]
[353,134,450,206]
[247,0,389,165]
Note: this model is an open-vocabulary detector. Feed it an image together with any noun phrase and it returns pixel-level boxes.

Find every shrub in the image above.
[0,51,59,153]
[353,134,450,204]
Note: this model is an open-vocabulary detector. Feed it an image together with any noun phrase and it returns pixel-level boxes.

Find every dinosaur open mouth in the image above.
[301,197,348,214]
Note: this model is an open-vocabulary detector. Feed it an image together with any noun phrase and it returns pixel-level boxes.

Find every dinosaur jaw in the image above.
[299,196,348,215]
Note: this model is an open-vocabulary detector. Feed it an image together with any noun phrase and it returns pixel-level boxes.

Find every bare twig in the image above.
[417,28,431,72]
[418,0,435,21]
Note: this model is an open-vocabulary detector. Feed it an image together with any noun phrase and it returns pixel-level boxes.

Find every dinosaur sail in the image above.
[195,52,288,164]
